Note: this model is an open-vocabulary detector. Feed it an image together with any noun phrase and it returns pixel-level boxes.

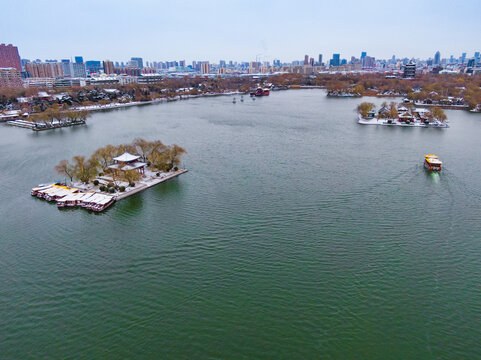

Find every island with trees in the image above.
[32,138,187,212]
[356,101,449,127]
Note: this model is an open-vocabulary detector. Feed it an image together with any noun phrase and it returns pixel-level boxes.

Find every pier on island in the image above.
[31,168,188,212]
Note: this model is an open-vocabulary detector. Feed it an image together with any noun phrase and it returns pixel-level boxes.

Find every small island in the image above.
[31,138,187,212]
[356,101,449,128]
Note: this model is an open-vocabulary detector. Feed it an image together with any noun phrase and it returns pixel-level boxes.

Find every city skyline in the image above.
[2,0,480,63]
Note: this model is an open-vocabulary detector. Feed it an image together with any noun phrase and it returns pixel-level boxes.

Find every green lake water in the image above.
[1,90,480,358]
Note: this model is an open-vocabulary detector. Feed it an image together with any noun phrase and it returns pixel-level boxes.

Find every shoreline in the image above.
[71,91,244,113]
[5,88,479,130]
[114,169,188,200]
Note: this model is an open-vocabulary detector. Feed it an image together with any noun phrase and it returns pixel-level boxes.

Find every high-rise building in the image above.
[21,59,30,71]
[61,59,71,76]
[434,51,441,65]
[363,56,375,68]
[219,60,226,68]
[461,52,467,64]
[25,62,63,78]
[71,62,87,78]
[0,67,22,88]
[200,62,210,74]
[0,43,22,71]
[180,60,186,67]
[475,52,480,64]
[309,57,314,66]
[249,61,260,70]
[85,60,102,74]
[318,54,323,66]
[361,52,367,61]
[131,57,143,69]
[75,56,84,64]
[330,54,340,67]
[304,55,309,65]
[103,60,114,74]
[128,60,139,67]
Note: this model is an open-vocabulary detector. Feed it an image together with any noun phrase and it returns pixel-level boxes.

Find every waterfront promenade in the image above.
[114,169,188,200]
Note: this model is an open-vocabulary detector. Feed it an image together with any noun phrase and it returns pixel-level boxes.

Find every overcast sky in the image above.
[2,0,479,64]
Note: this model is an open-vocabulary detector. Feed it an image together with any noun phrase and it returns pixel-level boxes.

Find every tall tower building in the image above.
[103,60,114,74]
[200,62,210,74]
[131,57,143,69]
[330,54,340,67]
[318,54,323,65]
[0,43,22,71]
[304,55,309,65]
[434,51,441,65]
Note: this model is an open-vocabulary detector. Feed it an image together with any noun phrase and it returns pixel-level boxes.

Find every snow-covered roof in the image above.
[121,162,147,171]
[112,152,140,162]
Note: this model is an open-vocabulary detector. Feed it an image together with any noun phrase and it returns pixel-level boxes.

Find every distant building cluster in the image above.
[1,42,481,90]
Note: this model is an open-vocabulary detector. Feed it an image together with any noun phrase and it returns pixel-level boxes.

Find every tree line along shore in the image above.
[1,73,481,118]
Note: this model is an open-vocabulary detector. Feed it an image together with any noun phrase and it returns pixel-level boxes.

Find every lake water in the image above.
[1,90,481,358]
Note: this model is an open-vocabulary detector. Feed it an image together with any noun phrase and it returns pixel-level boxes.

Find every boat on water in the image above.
[83,193,115,211]
[250,87,270,96]
[424,154,442,171]
[56,191,114,211]
[92,195,116,212]
[31,183,54,196]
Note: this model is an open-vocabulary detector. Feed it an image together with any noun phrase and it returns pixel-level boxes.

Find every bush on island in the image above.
[114,185,119,190]
[107,182,114,188]
[108,187,115,193]
[156,172,160,177]
[119,186,125,192]
[99,185,106,191]
[174,166,178,171]
[147,161,151,166]
[93,180,99,186]
[129,182,135,187]
[98,173,103,177]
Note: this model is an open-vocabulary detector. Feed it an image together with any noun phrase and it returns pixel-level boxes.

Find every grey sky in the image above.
[1,0,479,63]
